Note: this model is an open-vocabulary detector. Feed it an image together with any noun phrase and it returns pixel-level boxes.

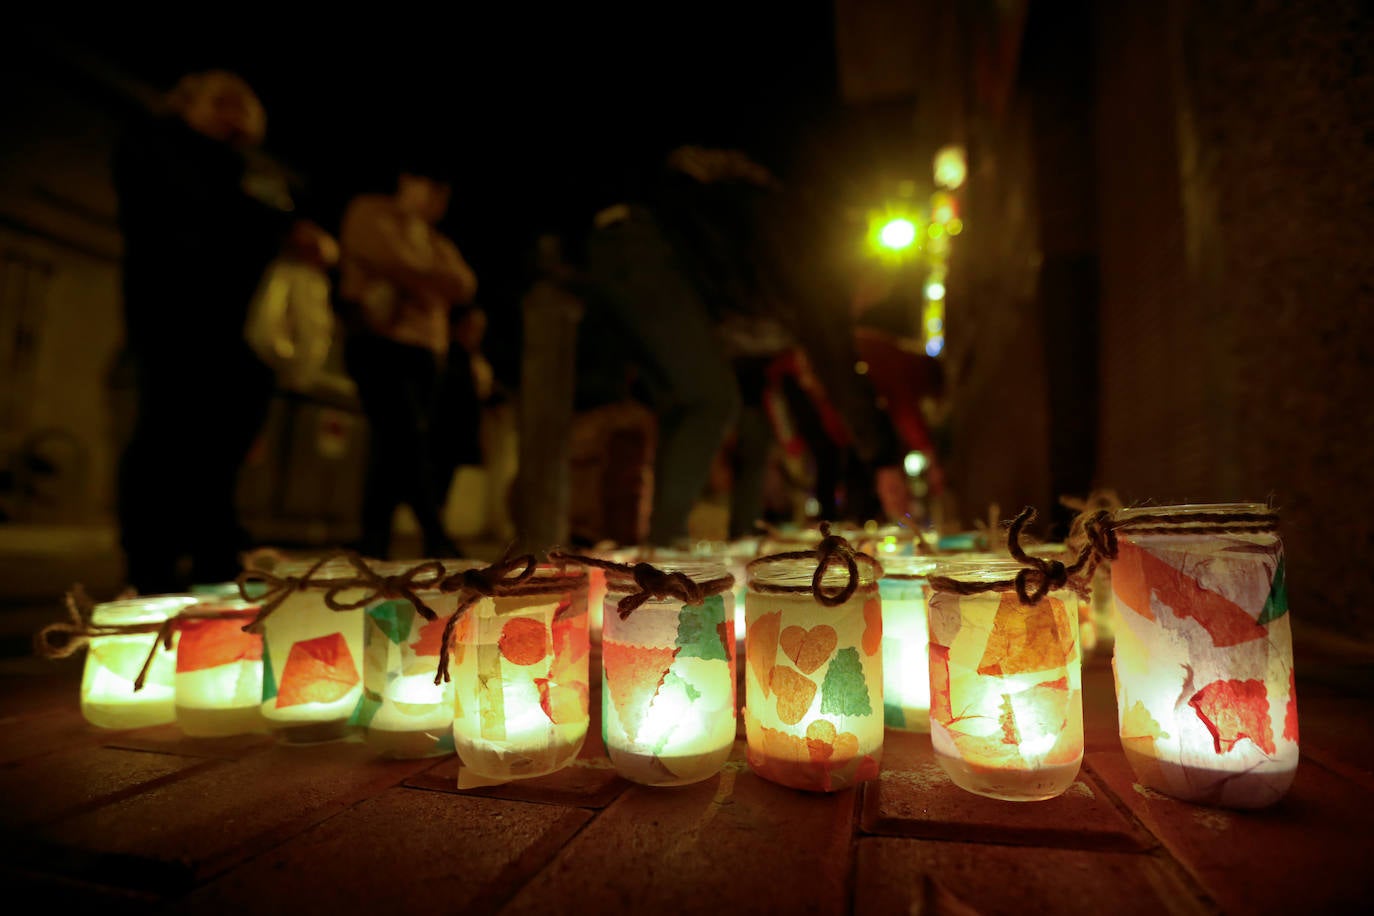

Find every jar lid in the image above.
[1116,502,1272,521]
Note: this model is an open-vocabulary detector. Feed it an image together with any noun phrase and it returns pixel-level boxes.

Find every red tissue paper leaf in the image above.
[603,641,679,741]
[1188,678,1276,755]
[410,615,449,658]
[175,617,261,673]
[1283,669,1300,744]
[276,633,359,708]
[499,617,549,666]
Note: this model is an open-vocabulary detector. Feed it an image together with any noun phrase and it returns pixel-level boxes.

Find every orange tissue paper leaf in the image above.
[779,624,837,675]
[977,592,1076,677]
[862,598,883,657]
[275,633,359,708]
[1124,541,1268,647]
[770,664,818,725]
[175,618,262,673]
[499,617,549,666]
[410,615,449,658]
[603,641,679,741]
[748,610,782,697]
[535,678,588,725]
[1188,678,1276,755]
[929,643,953,723]
[806,719,836,762]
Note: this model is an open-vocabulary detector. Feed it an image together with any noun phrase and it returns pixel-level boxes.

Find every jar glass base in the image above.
[454,731,586,781]
[82,700,175,730]
[935,751,1082,801]
[608,744,733,786]
[269,719,356,745]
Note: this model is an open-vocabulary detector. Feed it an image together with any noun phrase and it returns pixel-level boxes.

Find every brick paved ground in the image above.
[1,640,1371,914]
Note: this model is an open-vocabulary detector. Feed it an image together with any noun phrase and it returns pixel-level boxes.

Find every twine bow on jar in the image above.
[236,553,349,633]
[547,551,735,620]
[430,550,538,686]
[320,554,447,620]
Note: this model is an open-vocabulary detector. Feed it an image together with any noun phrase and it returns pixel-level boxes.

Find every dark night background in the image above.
[33,6,846,387]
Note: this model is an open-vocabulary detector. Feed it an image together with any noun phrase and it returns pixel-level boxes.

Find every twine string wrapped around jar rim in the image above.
[746,522,883,607]
[548,550,735,620]
[926,507,1102,605]
[34,585,163,660]
[236,553,356,633]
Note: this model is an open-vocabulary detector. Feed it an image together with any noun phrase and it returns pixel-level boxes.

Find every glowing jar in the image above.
[744,556,884,792]
[449,568,590,780]
[174,598,265,736]
[81,595,198,729]
[927,558,1084,801]
[1110,504,1297,809]
[258,558,367,744]
[357,563,464,758]
[878,557,937,731]
[601,562,737,785]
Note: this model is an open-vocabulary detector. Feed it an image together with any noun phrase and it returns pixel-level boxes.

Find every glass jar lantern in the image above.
[744,555,884,792]
[449,567,590,781]
[1110,504,1297,809]
[174,598,265,737]
[601,562,737,786]
[257,558,367,744]
[355,562,464,758]
[81,595,198,729]
[877,557,937,732]
[927,558,1084,801]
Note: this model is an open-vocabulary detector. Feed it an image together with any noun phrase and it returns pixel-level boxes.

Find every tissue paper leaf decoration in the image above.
[1189,678,1275,755]
[675,595,730,661]
[411,615,448,658]
[176,618,261,673]
[1117,542,1267,647]
[748,610,782,698]
[977,592,1075,677]
[603,642,679,741]
[499,617,549,666]
[367,601,412,645]
[862,598,883,657]
[780,624,837,675]
[770,665,817,725]
[276,633,359,708]
[820,647,872,717]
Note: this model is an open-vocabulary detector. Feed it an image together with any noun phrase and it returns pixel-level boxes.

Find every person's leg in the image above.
[729,357,774,540]
[187,349,275,585]
[403,350,459,557]
[118,362,188,593]
[346,334,408,559]
[586,215,740,546]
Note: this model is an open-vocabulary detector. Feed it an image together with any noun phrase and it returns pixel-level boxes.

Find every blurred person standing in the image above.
[113,70,335,594]
[338,162,476,559]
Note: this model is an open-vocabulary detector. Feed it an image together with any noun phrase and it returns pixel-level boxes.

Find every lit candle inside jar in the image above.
[448,567,589,781]
[744,537,884,793]
[254,558,367,745]
[1110,504,1297,809]
[174,597,265,737]
[81,595,198,729]
[927,555,1084,801]
[356,561,467,759]
[877,557,937,731]
[600,561,737,786]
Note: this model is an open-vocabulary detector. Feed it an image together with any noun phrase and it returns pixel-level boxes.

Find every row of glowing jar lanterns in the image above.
[72,502,1296,809]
